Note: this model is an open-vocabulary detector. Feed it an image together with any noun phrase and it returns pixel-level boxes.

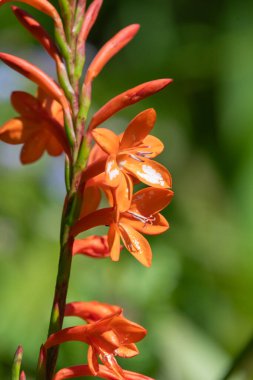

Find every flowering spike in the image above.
[88,79,173,130]
[78,0,103,44]
[0,53,68,108]
[12,6,60,60]
[85,24,140,87]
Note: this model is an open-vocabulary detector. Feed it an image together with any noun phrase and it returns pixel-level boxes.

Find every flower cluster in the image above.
[0,0,173,378]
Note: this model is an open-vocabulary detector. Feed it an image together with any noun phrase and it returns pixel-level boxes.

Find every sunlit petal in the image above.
[122,155,172,188]
[120,109,156,149]
[130,188,174,216]
[108,223,121,261]
[120,213,169,235]
[119,222,152,267]
[92,128,119,155]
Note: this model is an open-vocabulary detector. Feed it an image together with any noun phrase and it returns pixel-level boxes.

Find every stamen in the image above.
[126,211,156,226]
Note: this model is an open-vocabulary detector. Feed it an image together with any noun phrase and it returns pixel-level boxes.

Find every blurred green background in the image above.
[1,0,253,379]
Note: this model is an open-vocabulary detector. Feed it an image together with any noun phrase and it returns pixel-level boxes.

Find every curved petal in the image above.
[120,109,156,149]
[105,155,122,187]
[80,186,101,218]
[46,134,64,156]
[108,223,121,262]
[130,188,174,216]
[116,343,139,358]
[88,79,173,130]
[99,353,124,380]
[119,222,152,267]
[92,128,119,155]
[72,235,110,258]
[88,142,108,165]
[85,24,139,86]
[11,91,41,117]
[71,208,113,237]
[0,117,35,144]
[20,132,47,164]
[65,301,121,322]
[88,345,99,375]
[136,134,164,158]
[114,172,133,212]
[120,213,169,235]
[121,155,172,188]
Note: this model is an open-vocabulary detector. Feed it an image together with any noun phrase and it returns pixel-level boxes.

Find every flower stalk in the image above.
[0,0,173,378]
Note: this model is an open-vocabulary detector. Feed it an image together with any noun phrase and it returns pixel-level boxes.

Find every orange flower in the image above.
[45,311,146,379]
[53,364,154,380]
[0,87,69,163]
[72,187,173,267]
[90,108,172,211]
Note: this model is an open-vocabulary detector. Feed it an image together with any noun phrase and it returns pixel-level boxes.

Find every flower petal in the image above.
[115,343,139,358]
[88,345,99,375]
[122,156,172,188]
[120,109,156,149]
[120,213,169,235]
[20,132,47,164]
[46,134,64,156]
[108,223,121,261]
[130,188,174,216]
[65,301,121,322]
[0,117,34,144]
[71,208,113,237]
[11,91,41,117]
[85,24,140,86]
[114,172,133,212]
[88,79,173,130]
[105,155,122,187]
[99,354,124,380]
[92,128,119,155]
[72,235,110,258]
[119,223,152,267]
[136,135,164,158]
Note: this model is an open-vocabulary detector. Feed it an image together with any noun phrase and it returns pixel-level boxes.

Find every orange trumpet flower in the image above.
[45,312,146,379]
[53,364,154,380]
[72,187,173,267]
[90,108,172,211]
[0,88,69,163]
